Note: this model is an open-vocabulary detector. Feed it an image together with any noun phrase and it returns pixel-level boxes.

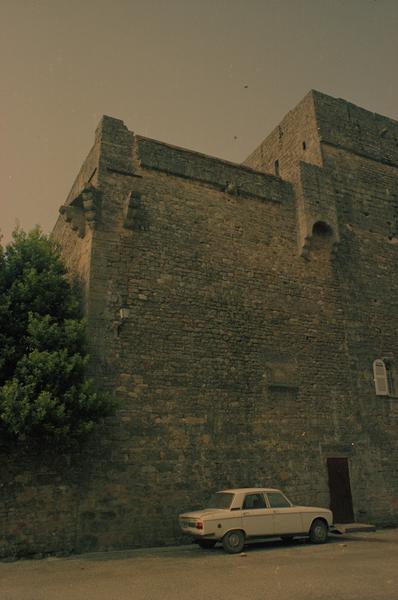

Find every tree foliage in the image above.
[0,227,113,447]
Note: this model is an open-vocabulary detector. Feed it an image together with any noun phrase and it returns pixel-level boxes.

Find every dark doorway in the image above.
[327,458,354,523]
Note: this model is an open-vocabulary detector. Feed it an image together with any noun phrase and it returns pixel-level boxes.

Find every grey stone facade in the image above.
[1,90,397,558]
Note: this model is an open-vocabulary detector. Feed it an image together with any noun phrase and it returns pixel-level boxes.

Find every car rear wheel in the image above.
[197,539,217,549]
[309,519,328,544]
[222,530,245,554]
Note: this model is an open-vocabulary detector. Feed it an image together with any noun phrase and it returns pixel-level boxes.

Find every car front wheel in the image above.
[309,519,328,544]
[222,530,245,554]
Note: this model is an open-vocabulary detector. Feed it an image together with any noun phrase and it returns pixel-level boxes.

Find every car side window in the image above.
[267,492,291,508]
[243,493,266,510]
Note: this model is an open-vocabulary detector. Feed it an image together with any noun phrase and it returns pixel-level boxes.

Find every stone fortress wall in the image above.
[1,91,397,558]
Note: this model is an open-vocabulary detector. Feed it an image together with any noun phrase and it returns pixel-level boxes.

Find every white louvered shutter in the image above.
[373,359,389,396]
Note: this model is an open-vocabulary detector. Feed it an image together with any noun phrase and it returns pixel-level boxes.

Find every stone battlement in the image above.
[314,90,398,168]
[136,135,289,202]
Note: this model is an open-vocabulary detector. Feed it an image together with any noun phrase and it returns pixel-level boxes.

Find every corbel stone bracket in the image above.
[59,186,102,238]
[59,205,86,237]
[82,187,102,229]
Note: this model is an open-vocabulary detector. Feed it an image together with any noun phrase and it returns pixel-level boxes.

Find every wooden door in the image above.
[327,457,354,523]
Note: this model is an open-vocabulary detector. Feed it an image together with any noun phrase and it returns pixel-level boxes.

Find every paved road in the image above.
[1,529,397,600]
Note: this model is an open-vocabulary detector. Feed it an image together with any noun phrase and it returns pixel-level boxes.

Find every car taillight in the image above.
[196,521,203,530]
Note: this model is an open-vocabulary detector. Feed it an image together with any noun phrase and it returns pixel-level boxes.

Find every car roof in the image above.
[218,488,281,494]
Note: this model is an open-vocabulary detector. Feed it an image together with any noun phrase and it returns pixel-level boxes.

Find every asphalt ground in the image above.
[1,529,397,600]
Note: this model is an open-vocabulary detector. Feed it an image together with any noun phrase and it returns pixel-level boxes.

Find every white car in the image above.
[179,487,333,553]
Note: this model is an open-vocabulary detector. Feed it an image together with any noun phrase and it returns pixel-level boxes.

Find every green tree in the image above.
[0,227,113,446]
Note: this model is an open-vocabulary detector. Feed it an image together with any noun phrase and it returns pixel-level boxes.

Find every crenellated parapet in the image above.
[136,135,289,203]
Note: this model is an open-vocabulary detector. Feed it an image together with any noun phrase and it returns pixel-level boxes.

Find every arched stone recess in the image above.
[296,162,340,258]
[301,218,339,258]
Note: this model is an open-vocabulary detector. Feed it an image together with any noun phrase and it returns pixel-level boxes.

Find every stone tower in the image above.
[1,91,397,557]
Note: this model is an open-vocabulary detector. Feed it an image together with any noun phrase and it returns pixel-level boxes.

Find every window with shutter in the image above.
[373,359,389,396]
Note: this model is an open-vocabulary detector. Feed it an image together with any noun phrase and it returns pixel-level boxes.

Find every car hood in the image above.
[179,509,230,519]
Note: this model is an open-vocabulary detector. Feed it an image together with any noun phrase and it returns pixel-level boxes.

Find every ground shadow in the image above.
[73,529,397,563]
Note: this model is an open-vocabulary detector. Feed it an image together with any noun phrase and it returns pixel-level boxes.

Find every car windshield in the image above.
[205,492,234,509]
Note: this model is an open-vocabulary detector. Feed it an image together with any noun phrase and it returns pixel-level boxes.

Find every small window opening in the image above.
[308,221,335,254]
[312,221,333,238]
[373,358,397,396]
[302,141,307,150]
[274,160,280,177]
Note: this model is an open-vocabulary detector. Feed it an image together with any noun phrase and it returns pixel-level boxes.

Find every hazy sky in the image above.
[1,0,398,244]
